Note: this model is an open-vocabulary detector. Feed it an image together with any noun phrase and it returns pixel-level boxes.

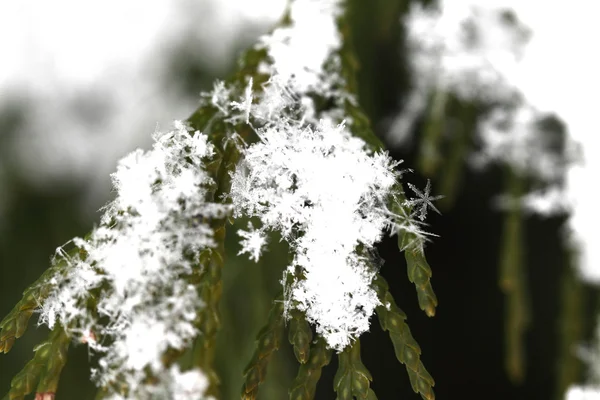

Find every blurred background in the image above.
[0,1,597,399]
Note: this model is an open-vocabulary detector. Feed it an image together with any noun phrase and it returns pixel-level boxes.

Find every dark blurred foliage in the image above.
[0,0,595,399]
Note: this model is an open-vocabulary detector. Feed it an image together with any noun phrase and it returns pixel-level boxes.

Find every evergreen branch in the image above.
[241,293,285,400]
[436,100,475,210]
[333,339,378,400]
[0,254,73,354]
[373,275,435,400]
[403,246,437,318]
[189,112,248,396]
[4,324,70,400]
[335,2,384,153]
[398,231,438,317]
[556,249,585,399]
[288,336,332,400]
[418,90,448,177]
[193,237,225,397]
[499,169,530,383]
[338,0,438,320]
[288,309,313,364]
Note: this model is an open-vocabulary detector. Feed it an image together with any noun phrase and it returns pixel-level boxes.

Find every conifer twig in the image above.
[556,251,584,399]
[405,248,438,318]
[288,309,313,364]
[192,234,226,397]
[418,90,448,177]
[288,336,332,400]
[333,339,378,400]
[373,275,435,400]
[437,100,475,209]
[499,169,530,383]
[4,324,70,400]
[0,257,71,354]
[241,293,285,400]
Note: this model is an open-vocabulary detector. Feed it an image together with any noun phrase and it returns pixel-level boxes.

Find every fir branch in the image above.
[241,293,285,400]
[417,90,448,177]
[288,309,313,364]
[335,1,385,153]
[333,339,378,400]
[556,249,585,398]
[192,239,225,397]
[338,0,439,322]
[4,324,70,400]
[288,336,332,400]
[397,230,438,318]
[499,169,530,383]
[373,275,435,400]
[0,251,75,354]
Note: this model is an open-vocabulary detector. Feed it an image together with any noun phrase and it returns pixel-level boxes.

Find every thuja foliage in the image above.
[0,1,444,399]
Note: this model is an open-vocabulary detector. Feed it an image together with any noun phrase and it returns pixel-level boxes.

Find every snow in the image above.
[230,121,401,350]
[40,122,227,398]
[237,222,268,263]
[566,387,600,400]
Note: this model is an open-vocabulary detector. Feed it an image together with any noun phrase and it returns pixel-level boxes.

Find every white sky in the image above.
[0,0,598,280]
[0,0,286,213]
[0,0,286,88]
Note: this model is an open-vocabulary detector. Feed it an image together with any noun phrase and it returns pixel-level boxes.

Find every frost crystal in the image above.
[39,121,225,398]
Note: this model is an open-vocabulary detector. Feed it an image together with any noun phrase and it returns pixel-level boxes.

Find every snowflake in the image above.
[237,222,268,262]
[404,179,444,221]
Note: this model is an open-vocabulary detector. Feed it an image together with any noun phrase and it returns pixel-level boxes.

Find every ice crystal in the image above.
[237,222,268,263]
[404,179,444,221]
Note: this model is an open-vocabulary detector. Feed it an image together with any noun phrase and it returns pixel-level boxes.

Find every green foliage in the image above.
[288,337,332,400]
[499,170,529,383]
[333,340,377,400]
[288,309,313,365]
[5,324,70,400]
[193,243,226,397]
[241,294,285,399]
[373,275,435,400]
[0,250,77,354]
